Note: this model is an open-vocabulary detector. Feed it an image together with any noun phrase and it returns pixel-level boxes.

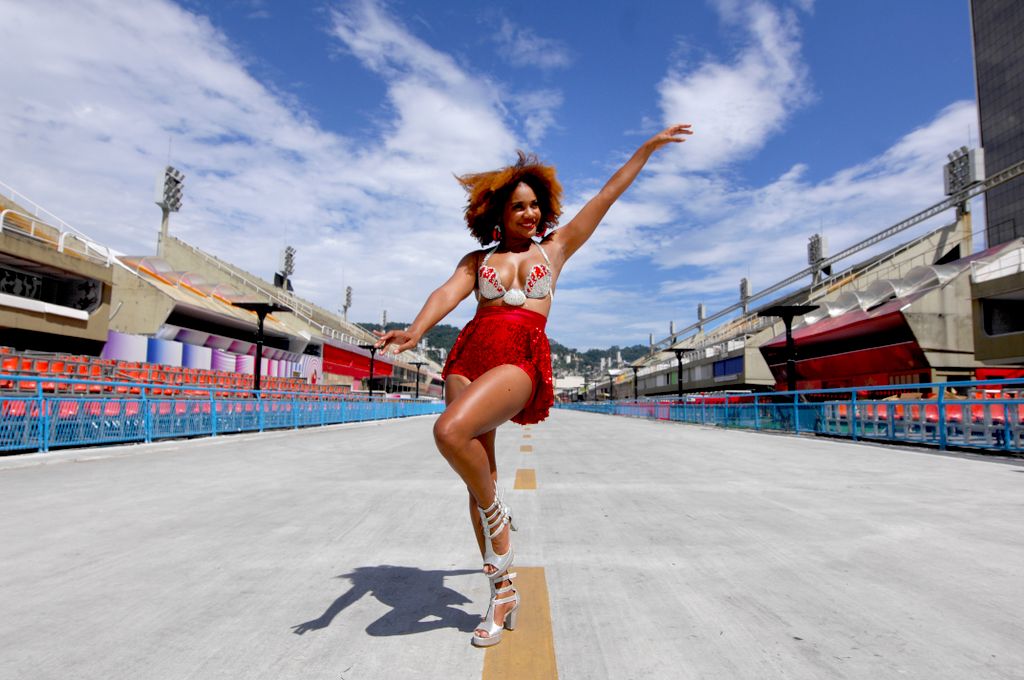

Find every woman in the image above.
[375,124,693,647]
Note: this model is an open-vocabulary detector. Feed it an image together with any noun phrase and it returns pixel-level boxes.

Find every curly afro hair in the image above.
[456,151,563,246]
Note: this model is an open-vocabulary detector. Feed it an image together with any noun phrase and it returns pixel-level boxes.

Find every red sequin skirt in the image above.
[442,306,554,425]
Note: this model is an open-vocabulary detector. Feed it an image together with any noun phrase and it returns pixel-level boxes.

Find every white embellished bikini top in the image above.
[477,242,553,306]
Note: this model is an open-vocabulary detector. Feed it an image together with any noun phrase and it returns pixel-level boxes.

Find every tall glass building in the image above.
[971,0,1024,246]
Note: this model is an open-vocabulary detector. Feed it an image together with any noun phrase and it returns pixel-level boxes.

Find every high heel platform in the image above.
[478,494,515,578]
[471,572,519,648]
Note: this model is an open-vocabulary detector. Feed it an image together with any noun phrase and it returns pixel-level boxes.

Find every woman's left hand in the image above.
[645,123,693,151]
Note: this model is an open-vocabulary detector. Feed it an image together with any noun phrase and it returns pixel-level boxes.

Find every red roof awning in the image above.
[323,345,394,378]
[762,291,926,349]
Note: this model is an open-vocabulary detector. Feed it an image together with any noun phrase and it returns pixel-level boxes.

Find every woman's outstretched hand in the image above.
[373,328,419,354]
[645,123,693,151]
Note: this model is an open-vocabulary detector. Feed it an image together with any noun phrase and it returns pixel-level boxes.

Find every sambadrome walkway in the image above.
[1,410,1022,680]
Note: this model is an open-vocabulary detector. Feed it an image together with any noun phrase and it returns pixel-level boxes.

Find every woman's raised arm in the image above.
[549,124,692,263]
[374,251,479,353]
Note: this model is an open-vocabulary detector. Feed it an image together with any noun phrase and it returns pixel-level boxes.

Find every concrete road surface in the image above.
[1,410,1022,680]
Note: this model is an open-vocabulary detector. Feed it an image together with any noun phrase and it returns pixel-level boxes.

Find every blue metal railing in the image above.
[559,379,1024,453]
[0,375,445,453]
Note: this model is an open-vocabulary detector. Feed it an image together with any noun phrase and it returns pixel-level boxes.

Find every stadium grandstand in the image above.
[3,143,1022,455]
[595,209,1024,401]
[0,179,443,403]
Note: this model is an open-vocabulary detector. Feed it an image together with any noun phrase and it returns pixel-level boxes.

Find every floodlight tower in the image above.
[155,165,184,257]
[943,145,984,253]
[807,234,829,284]
[341,286,353,322]
[275,246,296,291]
[740,277,751,314]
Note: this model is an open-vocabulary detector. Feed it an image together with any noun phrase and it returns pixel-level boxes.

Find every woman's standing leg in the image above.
[434,365,534,643]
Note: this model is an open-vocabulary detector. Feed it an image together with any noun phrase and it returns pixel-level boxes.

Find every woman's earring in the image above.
[537,224,547,237]
[492,225,502,242]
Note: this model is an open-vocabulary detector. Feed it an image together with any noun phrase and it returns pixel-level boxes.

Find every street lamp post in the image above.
[662,348,694,399]
[757,304,819,393]
[410,361,426,399]
[357,343,379,398]
[236,301,292,393]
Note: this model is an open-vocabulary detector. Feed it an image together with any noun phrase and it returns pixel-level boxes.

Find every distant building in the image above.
[971,0,1024,246]
[970,0,1024,364]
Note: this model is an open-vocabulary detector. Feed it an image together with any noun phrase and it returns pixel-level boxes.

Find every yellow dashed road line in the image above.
[513,468,536,490]
[482,567,559,680]
[484,436,556,678]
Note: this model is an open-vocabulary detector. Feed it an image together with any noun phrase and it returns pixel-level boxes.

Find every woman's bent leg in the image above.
[468,429,497,557]
[444,376,498,557]
[434,365,533,508]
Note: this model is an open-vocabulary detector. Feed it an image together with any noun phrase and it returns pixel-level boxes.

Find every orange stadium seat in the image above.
[56,401,79,419]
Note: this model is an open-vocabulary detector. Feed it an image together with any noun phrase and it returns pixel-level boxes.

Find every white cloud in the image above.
[0,0,521,332]
[540,2,975,349]
[512,90,563,147]
[657,0,811,171]
[547,98,978,348]
[494,18,573,70]
[0,0,980,354]
[647,100,979,326]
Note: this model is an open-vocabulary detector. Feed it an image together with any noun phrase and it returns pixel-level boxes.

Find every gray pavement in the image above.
[1,411,1023,680]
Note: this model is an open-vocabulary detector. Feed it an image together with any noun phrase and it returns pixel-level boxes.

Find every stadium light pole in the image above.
[358,343,379,398]
[757,304,818,393]
[410,361,426,399]
[155,165,184,257]
[236,301,291,393]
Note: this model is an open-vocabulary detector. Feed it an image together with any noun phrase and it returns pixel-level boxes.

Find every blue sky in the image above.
[0,0,978,349]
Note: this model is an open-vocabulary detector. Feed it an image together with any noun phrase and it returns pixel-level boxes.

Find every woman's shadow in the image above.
[291,565,480,636]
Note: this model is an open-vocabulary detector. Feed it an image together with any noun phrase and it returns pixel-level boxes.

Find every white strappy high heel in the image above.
[472,572,520,648]
[477,492,516,577]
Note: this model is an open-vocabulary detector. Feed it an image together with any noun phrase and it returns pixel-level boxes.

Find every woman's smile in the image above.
[504,182,541,237]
